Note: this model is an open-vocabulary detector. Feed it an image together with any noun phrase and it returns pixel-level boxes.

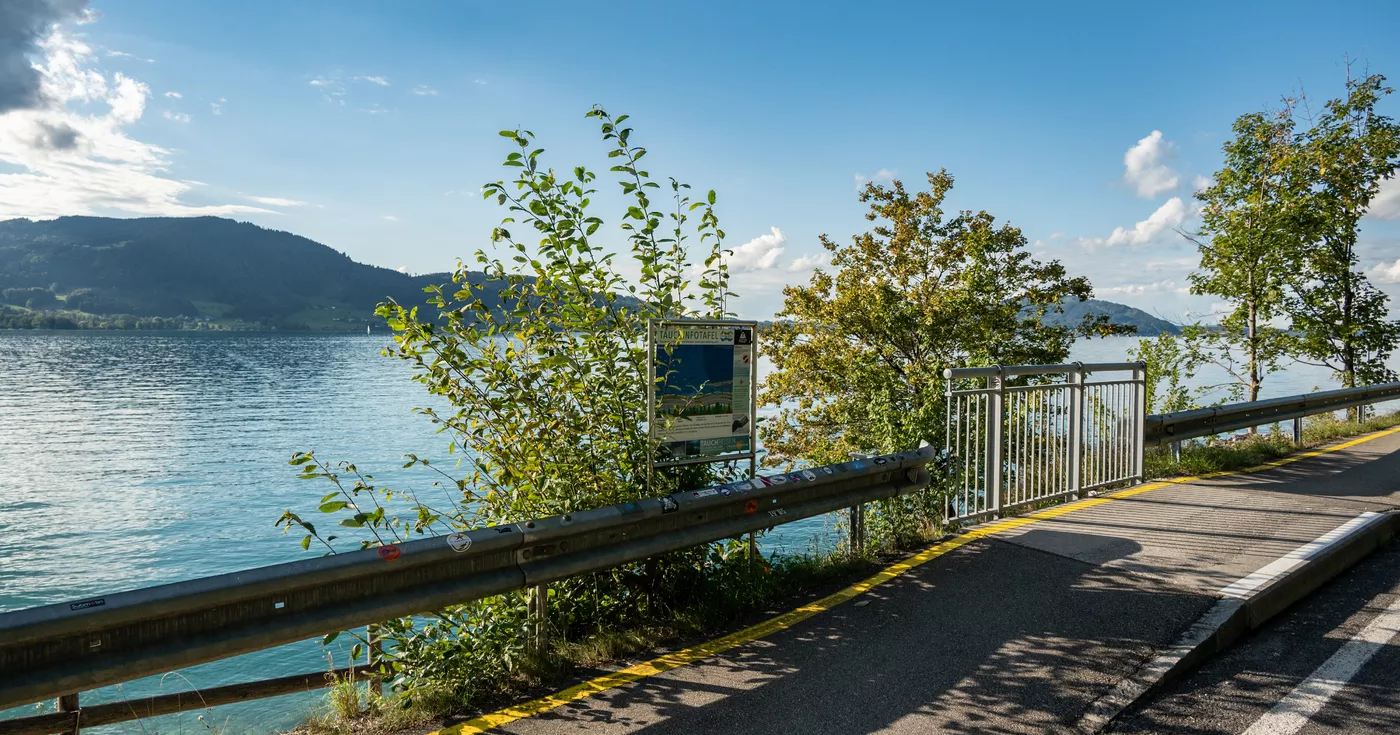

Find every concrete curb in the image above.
[1069,510,1399,734]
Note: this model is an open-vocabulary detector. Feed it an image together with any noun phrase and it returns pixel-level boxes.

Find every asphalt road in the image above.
[1109,543,1400,734]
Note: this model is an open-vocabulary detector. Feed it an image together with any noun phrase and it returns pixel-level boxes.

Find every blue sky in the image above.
[3,0,1400,320]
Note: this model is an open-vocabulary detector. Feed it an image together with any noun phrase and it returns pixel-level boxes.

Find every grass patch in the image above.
[1145,408,1400,480]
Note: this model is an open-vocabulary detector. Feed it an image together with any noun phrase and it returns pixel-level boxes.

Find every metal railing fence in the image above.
[944,362,1146,522]
[0,446,939,735]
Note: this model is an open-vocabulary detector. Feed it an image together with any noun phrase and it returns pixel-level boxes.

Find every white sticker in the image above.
[750,479,766,491]
[802,470,817,481]
[446,533,472,553]
[692,489,720,498]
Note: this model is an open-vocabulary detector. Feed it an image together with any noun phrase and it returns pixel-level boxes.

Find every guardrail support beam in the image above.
[528,584,549,656]
[1293,417,1303,445]
[848,504,865,558]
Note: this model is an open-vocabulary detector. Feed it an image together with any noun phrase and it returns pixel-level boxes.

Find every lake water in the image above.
[0,332,1390,733]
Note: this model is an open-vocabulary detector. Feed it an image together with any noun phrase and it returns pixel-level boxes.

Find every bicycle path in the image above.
[434,427,1400,735]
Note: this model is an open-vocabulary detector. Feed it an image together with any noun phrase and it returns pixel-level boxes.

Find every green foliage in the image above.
[759,171,1125,546]
[1190,72,1400,400]
[279,108,769,709]
[760,170,1128,465]
[1189,104,1303,402]
[1287,73,1400,387]
[1129,332,1199,413]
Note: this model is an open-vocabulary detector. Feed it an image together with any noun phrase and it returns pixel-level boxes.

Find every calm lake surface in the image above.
[0,332,1390,733]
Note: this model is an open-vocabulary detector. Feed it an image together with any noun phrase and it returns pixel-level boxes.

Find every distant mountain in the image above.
[0,216,1181,335]
[1045,298,1181,336]
[0,216,482,330]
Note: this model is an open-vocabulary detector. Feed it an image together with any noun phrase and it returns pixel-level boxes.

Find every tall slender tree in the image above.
[1188,105,1304,405]
[1289,72,1400,390]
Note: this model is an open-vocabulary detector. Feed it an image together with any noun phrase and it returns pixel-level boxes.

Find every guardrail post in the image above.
[366,624,383,697]
[1132,362,1146,484]
[987,367,1005,517]
[1293,416,1303,445]
[1068,363,1084,498]
[57,692,79,734]
[1170,441,1181,463]
[528,584,549,656]
[848,503,864,557]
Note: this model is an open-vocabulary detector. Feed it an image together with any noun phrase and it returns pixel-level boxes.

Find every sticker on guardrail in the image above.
[377,545,401,561]
[661,497,679,514]
[745,499,758,514]
[768,475,788,485]
[692,489,720,499]
[768,508,788,518]
[69,598,105,612]
[446,533,472,553]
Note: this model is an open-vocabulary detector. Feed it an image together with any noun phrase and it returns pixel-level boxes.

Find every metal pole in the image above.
[1132,362,1146,484]
[1068,363,1084,498]
[987,368,1005,516]
[1170,441,1181,463]
[1293,416,1303,445]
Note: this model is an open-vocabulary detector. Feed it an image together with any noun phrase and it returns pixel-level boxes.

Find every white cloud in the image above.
[724,227,786,272]
[411,85,437,96]
[247,196,307,207]
[210,98,224,115]
[1370,258,1400,284]
[161,110,190,123]
[77,8,102,24]
[472,79,487,85]
[382,215,399,222]
[163,91,182,99]
[1123,130,1180,198]
[853,168,897,190]
[104,50,153,63]
[0,29,270,220]
[309,79,328,86]
[1368,176,1400,220]
[1193,174,1213,193]
[1099,280,1190,296]
[397,265,408,273]
[788,252,829,272]
[1083,197,1192,248]
[357,75,390,86]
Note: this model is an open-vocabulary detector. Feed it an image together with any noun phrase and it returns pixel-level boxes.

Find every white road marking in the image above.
[1220,512,1381,599]
[1240,589,1400,735]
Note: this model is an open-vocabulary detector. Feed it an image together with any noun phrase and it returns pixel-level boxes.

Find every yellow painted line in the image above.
[431,424,1400,734]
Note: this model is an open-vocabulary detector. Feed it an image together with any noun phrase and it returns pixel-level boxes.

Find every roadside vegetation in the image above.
[1144,409,1400,479]
[280,70,1400,733]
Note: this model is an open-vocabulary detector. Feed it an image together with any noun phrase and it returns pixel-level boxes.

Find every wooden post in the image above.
[528,584,549,655]
[366,624,383,697]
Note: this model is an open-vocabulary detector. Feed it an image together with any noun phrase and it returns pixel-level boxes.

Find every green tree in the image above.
[1288,73,1400,389]
[760,171,1126,465]
[1187,105,1303,406]
[1129,332,1199,414]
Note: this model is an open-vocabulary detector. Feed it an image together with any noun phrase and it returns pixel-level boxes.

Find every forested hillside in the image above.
[0,216,469,329]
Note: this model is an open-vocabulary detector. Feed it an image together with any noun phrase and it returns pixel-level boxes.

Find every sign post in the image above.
[647,318,759,474]
[648,318,761,565]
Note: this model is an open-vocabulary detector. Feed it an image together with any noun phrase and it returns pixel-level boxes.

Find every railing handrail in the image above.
[0,446,939,715]
[1144,382,1400,446]
[943,361,1144,380]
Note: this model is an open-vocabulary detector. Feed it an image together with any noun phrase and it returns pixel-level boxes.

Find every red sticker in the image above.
[745,499,758,514]
[377,545,401,561]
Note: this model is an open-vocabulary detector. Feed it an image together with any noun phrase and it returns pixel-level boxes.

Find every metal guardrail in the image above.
[0,445,939,733]
[1144,382,1400,446]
